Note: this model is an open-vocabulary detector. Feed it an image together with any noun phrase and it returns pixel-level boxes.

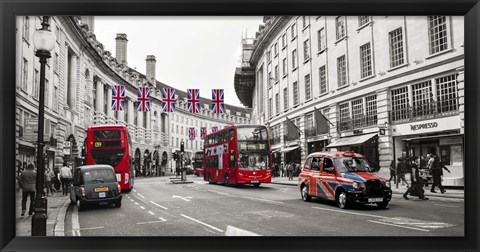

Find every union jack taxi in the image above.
[298,151,392,209]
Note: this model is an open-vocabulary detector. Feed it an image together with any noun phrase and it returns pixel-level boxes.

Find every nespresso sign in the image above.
[410,122,439,131]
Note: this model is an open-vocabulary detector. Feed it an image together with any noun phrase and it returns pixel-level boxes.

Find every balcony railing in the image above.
[389,98,459,124]
[338,114,378,132]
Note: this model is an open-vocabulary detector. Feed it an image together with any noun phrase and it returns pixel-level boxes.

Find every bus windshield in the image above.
[238,153,269,171]
[334,157,371,173]
[91,149,125,167]
[94,130,121,139]
[236,126,268,141]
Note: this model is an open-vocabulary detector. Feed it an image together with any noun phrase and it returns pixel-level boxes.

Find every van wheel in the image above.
[301,185,311,202]
[76,198,84,211]
[337,191,350,209]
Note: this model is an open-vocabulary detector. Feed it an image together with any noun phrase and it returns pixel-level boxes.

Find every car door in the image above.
[309,156,323,198]
[299,157,312,190]
[318,157,337,200]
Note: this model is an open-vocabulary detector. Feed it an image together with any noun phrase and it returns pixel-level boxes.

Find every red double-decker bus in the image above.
[85,125,134,191]
[203,125,272,187]
[193,151,204,176]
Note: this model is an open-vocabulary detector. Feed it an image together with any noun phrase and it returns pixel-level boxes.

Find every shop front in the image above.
[307,139,329,154]
[281,145,300,166]
[392,115,464,186]
[325,133,380,171]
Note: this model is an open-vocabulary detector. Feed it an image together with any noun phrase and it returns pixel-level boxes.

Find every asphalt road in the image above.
[64,176,464,237]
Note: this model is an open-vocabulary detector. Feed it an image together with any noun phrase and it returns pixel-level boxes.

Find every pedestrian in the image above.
[44,168,54,196]
[60,162,72,195]
[19,163,36,216]
[403,157,428,200]
[388,160,397,185]
[430,155,450,194]
[288,163,294,181]
[396,157,409,188]
[274,163,279,178]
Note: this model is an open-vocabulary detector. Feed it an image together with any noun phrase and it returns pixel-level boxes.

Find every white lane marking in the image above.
[225,225,261,236]
[159,217,166,221]
[150,201,168,210]
[140,206,145,210]
[148,211,155,215]
[433,203,460,208]
[137,193,145,199]
[367,220,430,232]
[137,219,167,225]
[242,196,284,204]
[172,195,192,202]
[133,189,137,192]
[135,202,139,205]
[180,214,224,232]
[71,204,81,236]
[207,190,236,197]
[312,207,384,219]
[79,226,104,230]
[278,188,290,193]
[130,199,134,202]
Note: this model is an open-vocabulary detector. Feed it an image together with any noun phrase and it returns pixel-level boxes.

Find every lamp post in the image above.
[32,16,55,236]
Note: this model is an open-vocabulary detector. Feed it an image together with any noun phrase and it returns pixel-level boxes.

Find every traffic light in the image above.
[180,141,185,152]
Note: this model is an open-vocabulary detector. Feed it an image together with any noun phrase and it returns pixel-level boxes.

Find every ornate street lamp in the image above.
[31,16,55,236]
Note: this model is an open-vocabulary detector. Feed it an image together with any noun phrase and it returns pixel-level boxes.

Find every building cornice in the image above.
[250,16,290,65]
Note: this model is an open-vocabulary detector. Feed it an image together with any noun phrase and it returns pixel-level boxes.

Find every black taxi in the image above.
[298,151,392,209]
[70,165,122,210]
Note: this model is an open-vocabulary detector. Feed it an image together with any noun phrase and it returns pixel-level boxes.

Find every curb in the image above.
[53,198,71,236]
[270,182,464,200]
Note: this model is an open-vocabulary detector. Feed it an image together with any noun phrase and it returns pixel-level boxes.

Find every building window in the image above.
[358,16,370,27]
[176,125,179,134]
[360,42,373,79]
[336,16,346,40]
[391,86,409,121]
[337,55,347,87]
[274,65,279,82]
[268,67,272,87]
[339,103,350,131]
[54,53,59,73]
[274,42,278,56]
[275,93,280,115]
[365,95,377,127]
[302,16,307,28]
[124,98,128,123]
[293,82,299,106]
[267,50,272,63]
[292,49,297,69]
[33,69,39,99]
[305,74,311,101]
[412,80,433,117]
[351,99,364,129]
[436,74,458,113]
[317,28,326,52]
[303,39,310,61]
[283,87,288,110]
[306,113,314,133]
[269,98,273,118]
[22,58,28,91]
[428,16,448,55]
[389,28,405,68]
[282,33,287,48]
[291,23,297,39]
[282,58,287,76]
[53,86,58,112]
[319,65,327,94]
[23,16,29,42]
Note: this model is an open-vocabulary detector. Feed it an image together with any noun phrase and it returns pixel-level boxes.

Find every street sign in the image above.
[23,118,50,142]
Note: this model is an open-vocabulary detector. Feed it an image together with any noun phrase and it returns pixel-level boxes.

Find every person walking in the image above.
[430,155,450,193]
[19,163,36,216]
[288,163,294,181]
[274,163,279,178]
[388,160,397,186]
[403,157,429,200]
[60,162,72,195]
[44,168,54,196]
[396,158,409,188]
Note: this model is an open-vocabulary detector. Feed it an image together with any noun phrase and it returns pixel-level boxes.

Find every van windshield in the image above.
[334,157,371,173]
[83,169,116,184]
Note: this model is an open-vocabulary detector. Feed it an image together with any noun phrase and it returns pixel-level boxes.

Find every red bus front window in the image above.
[91,149,125,167]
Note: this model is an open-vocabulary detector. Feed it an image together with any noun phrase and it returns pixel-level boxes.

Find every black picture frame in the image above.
[1,0,479,251]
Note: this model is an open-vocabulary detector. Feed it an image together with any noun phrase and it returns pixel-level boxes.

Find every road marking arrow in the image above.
[172,195,192,202]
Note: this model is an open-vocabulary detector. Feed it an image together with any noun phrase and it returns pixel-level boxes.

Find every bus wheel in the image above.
[208,175,213,184]
[253,183,260,188]
[224,175,229,186]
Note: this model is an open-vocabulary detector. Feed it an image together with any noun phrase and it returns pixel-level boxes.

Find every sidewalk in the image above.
[271,175,464,199]
[15,190,70,236]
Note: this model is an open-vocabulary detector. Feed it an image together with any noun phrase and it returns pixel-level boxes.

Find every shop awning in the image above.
[402,133,464,142]
[326,133,378,148]
[281,146,299,153]
[272,148,281,154]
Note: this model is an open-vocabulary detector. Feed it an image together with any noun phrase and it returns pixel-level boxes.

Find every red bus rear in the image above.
[193,151,204,176]
[85,125,134,191]
[203,125,272,187]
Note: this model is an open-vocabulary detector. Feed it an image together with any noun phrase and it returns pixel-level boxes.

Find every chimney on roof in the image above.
[146,55,156,84]
[115,33,128,65]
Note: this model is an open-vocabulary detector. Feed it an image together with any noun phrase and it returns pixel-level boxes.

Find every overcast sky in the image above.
[94,16,263,108]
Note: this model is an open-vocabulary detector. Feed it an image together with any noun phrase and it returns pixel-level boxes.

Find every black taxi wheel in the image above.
[76,198,85,211]
[301,185,311,202]
[115,201,122,208]
[376,201,389,209]
[337,191,350,209]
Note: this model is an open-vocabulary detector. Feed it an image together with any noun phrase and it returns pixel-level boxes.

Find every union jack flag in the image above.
[187,89,200,114]
[200,127,207,140]
[188,127,196,140]
[137,86,151,112]
[211,89,224,114]
[211,126,218,133]
[111,85,126,111]
[162,88,176,112]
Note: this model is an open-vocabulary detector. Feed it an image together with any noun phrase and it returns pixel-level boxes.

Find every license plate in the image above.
[99,192,106,198]
[251,180,259,183]
[94,187,109,193]
[368,198,384,203]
